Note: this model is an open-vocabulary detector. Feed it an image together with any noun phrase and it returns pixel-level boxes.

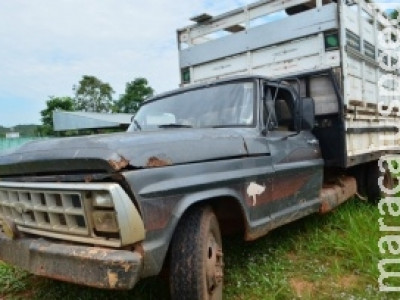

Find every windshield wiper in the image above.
[158,124,193,128]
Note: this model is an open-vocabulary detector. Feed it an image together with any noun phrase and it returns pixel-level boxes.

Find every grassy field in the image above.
[0,199,398,299]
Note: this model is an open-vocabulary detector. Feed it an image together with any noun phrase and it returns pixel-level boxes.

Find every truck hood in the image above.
[0,129,248,176]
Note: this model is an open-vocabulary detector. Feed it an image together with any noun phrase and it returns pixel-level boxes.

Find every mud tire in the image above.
[169,206,223,300]
[367,160,395,204]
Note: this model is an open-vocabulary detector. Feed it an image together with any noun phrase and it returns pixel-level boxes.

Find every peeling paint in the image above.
[107,270,119,288]
[108,156,130,171]
[84,175,94,182]
[88,249,100,255]
[122,263,131,272]
[247,182,266,206]
[146,156,172,168]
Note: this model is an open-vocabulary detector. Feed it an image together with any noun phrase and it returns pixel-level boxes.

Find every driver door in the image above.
[263,83,323,224]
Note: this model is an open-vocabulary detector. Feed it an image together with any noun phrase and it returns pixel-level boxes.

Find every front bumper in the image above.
[0,233,143,289]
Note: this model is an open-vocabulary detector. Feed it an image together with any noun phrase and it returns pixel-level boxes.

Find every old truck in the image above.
[0,0,399,299]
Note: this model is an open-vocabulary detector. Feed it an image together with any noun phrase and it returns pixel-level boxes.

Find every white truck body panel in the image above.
[177,0,400,166]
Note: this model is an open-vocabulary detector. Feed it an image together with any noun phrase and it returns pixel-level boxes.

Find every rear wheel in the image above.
[366,160,395,204]
[169,206,224,300]
[349,164,368,198]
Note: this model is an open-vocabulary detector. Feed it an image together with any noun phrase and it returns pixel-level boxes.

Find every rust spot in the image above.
[108,156,130,171]
[246,171,313,207]
[270,174,310,203]
[134,243,145,257]
[146,156,172,168]
[84,175,94,183]
[121,263,131,272]
[2,217,21,240]
[107,270,118,288]
[88,249,101,255]
[319,176,357,214]
[319,201,331,214]
[141,196,177,231]
[279,148,321,163]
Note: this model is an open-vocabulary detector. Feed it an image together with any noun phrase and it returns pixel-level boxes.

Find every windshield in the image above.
[128,82,255,131]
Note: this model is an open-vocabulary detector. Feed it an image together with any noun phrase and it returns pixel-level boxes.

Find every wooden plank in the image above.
[224,25,245,33]
[179,0,310,43]
[251,35,321,67]
[348,100,365,107]
[343,5,360,35]
[180,4,338,68]
[192,53,248,82]
[346,104,400,118]
[190,13,213,23]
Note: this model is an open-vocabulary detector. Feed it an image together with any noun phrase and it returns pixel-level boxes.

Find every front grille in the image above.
[0,181,144,248]
[0,189,88,236]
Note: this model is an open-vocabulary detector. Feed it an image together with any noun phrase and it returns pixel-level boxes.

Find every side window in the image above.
[263,87,278,130]
[264,85,295,132]
[275,98,293,131]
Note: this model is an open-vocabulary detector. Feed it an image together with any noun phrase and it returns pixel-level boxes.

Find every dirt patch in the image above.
[336,274,359,289]
[289,273,360,298]
[286,252,298,262]
[11,289,36,300]
[290,278,315,298]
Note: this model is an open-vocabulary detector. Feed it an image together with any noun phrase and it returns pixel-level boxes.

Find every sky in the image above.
[0,0,254,127]
[0,0,397,127]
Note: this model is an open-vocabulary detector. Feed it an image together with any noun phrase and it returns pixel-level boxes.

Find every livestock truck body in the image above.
[177,0,400,168]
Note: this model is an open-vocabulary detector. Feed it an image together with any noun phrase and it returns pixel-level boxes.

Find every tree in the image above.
[38,96,75,136]
[73,75,114,113]
[114,78,154,113]
[390,8,399,23]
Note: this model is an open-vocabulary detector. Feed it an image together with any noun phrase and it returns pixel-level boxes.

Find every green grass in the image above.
[0,199,399,299]
[224,199,384,300]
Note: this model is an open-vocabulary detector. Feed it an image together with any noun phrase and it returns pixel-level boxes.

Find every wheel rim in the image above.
[205,232,224,297]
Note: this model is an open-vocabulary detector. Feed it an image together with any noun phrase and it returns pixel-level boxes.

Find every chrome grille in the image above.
[0,188,88,236]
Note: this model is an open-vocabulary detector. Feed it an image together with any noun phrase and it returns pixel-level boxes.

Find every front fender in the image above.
[122,161,254,277]
[141,188,246,278]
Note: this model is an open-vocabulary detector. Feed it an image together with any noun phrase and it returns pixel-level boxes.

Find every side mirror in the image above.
[299,97,315,130]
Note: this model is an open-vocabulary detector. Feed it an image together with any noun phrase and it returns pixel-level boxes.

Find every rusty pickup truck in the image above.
[0,75,397,299]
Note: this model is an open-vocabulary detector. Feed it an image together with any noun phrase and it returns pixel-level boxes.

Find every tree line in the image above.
[38,75,154,136]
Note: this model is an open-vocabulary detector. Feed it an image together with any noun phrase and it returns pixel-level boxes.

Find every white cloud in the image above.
[1,0,397,127]
[0,0,251,126]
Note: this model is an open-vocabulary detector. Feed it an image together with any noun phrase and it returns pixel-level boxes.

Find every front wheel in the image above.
[169,206,224,300]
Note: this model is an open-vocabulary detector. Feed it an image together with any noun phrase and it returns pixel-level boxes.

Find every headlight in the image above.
[92,211,119,233]
[92,191,118,233]
[93,191,113,207]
